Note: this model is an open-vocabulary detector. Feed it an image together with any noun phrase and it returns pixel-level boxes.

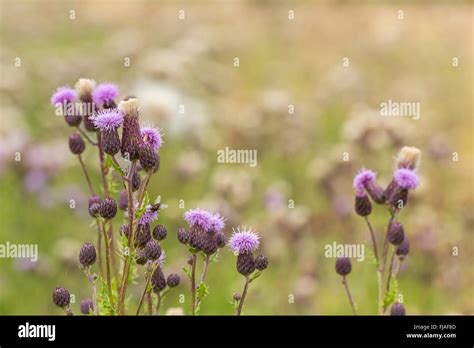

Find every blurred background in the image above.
[0,0,472,315]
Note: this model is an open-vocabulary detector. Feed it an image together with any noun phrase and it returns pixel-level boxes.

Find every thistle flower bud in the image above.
[144,239,162,261]
[135,223,151,247]
[189,228,205,251]
[151,267,167,292]
[216,232,226,248]
[65,113,82,127]
[80,298,94,314]
[390,302,406,316]
[68,132,85,155]
[79,242,97,267]
[177,228,190,244]
[255,254,269,271]
[395,146,421,170]
[131,170,140,192]
[166,273,180,287]
[233,293,242,302]
[396,237,410,259]
[135,248,147,265]
[119,98,143,161]
[354,193,372,217]
[88,194,102,209]
[118,189,128,210]
[99,197,117,220]
[388,221,405,245]
[335,257,352,276]
[139,145,160,172]
[237,252,256,276]
[52,287,70,308]
[102,129,121,155]
[89,203,101,217]
[153,224,167,241]
[120,224,130,240]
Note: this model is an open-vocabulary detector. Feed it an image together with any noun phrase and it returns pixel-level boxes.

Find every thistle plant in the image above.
[338,146,420,315]
[229,227,268,315]
[50,78,268,316]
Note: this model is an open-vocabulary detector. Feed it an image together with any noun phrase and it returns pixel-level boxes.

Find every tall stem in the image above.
[379,215,395,314]
[191,254,197,315]
[77,154,95,195]
[156,292,162,316]
[136,273,151,315]
[147,293,153,315]
[364,217,379,262]
[342,276,357,315]
[101,220,115,309]
[85,268,98,315]
[97,222,103,277]
[364,216,382,314]
[194,255,210,310]
[77,126,98,146]
[236,276,250,316]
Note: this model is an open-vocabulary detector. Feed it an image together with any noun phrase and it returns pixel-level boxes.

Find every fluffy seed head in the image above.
[353,169,376,194]
[229,227,260,254]
[52,287,70,308]
[390,302,406,316]
[68,132,86,155]
[166,273,180,288]
[141,127,163,151]
[79,242,97,267]
[92,83,118,107]
[51,87,77,106]
[395,146,421,170]
[394,168,419,190]
[75,78,96,101]
[80,298,94,314]
[90,109,124,131]
[335,257,352,276]
[184,209,213,232]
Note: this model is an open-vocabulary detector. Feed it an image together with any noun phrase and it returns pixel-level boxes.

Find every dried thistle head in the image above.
[395,146,421,170]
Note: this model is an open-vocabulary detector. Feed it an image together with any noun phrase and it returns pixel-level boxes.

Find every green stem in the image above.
[342,276,357,315]
[236,276,250,316]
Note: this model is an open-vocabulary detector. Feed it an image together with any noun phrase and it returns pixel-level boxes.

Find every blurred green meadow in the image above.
[0,0,473,315]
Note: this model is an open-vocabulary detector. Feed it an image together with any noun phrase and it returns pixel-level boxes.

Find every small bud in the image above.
[177,228,190,244]
[153,224,167,241]
[118,189,128,210]
[139,145,160,172]
[52,287,70,308]
[237,252,255,276]
[151,267,167,292]
[255,254,269,271]
[396,237,410,259]
[68,132,85,155]
[335,257,352,276]
[99,197,117,220]
[388,221,405,245]
[144,239,162,261]
[131,170,140,192]
[79,242,97,267]
[355,193,372,217]
[135,223,151,247]
[390,302,406,316]
[233,293,242,302]
[166,273,180,287]
[88,195,102,217]
[135,248,147,265]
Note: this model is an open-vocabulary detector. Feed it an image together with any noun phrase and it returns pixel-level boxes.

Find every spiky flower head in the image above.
[229,227,260,255]
[141,127,163,151]
[90,109,124,132]
[394,168,419,190]
[395,146,421,170]
[92,83,118,107]
[75,78,96,101]
[353,169,376,196]
[184,208,213,232]
[51,87,77,106]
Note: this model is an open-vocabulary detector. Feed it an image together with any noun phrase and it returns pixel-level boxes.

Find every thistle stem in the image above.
[195,254,210,310]
[77,154,95,195]
[236,276,250,316]
[136,273,152,315]
[156,292,162,315]
[364,217,379,262]
[77,126,98,146]
[100,220,115,309]
[85,268,98,315]
[342,276,357,315]
[191,253,197,316]
[147,293,153,315]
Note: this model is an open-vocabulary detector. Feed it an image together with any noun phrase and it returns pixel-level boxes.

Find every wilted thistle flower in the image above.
[151,266,167,292]
[99,197,117,220]
[255,254,269,271]
[395,146,421,170]
[90,109,124,156]
[354,192,372,217]
[177,228,190,244]
[166,273,180,287]
[68,132,85,155]
[118,189,128,210]
[390,302,406,316]
[153,224,167,241]
[51,87,81,127]
[75,78,97,132]
[92,83,118,109]
[80,298,94,314]
[79,242,97,267]
[141,126,163,151]
[353,169,385,204]
[335,257,352,276]
[119,97,143,161]
[52,287,70,308]
[387,221,405,245]
[144,239,162,261]
[139,145,160,172]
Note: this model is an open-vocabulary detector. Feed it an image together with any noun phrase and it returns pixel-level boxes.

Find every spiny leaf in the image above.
[182,266,192,280]
[196,282,209,301]
[106,155,126,176]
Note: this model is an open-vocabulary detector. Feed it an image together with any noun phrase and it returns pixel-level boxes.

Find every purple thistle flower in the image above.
[141,127,163,151]
[51,87,77,106]
[92,83,118,107]
[90,109,124,132]
[184,208,213,232]
[393,168,419,190]
[209,212,225,233]
[353,169,376,193]
[136,204,158,225]
[229,227,260,254]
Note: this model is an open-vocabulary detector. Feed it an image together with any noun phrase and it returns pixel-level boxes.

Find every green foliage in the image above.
[383,277,399,309]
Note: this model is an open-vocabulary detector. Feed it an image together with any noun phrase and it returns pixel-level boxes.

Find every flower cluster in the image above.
[337,146,421,316]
